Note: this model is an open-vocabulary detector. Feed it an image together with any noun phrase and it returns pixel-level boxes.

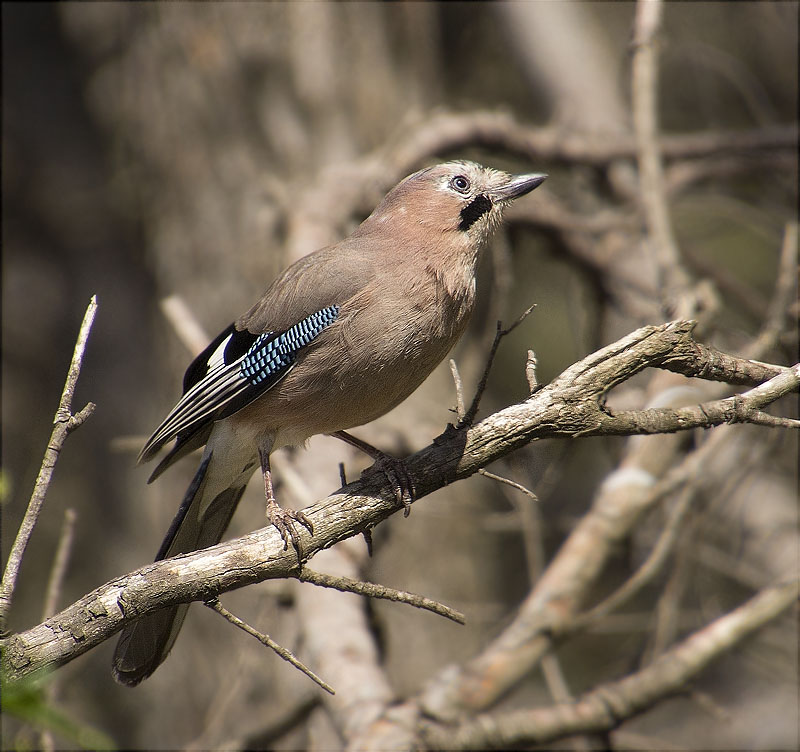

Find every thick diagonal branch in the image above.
[2,321,796,682]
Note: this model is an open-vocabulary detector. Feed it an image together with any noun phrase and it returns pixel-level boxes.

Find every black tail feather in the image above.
[112,456,246,686]
[154,454,211,560]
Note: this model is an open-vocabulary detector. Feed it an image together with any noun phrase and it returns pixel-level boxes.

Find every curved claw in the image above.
[267,499,314,554]
[371,455,416,516]
[329,431,416,516]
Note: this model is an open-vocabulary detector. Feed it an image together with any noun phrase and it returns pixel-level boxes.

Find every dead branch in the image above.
[205,597,334,695]
[632,0,694,316]
[418,314,797,721]
[421,580,799,750]
[459,305,537,428]
[1,320,797,683]
[284,109,797,258]
[0,297,98,630]
[567,424,729,635]
[297,569,465,625]
[381,110,798,172]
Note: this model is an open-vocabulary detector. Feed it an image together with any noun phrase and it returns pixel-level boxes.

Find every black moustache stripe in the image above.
[458,194,492,232]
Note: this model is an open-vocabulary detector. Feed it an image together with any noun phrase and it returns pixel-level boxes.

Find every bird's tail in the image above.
[112,453,246,686]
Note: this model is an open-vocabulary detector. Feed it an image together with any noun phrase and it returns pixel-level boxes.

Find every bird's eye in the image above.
[450,175,471,194]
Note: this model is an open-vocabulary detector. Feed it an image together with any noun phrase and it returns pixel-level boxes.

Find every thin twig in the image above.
[767,222,799,327]
[0,296,97,629]
[643,536,693,663]
[741,411,800,429]
[39,508,77,752]
[525,350,538,393]
[632,0,694,317]
[361,527,374,558]
[187,595,294,751]
[565,414,759,637]
[539,649,602,752]
[486,463,596,752]
[298,568,465,624]
[205,597,335,695]
[479,470,539,503]
[570,485,696,635]
[460,304,537,428]
[42,508,77,622]
[688,687,732,723]
[746,222,799,360]
[449,359,466,420]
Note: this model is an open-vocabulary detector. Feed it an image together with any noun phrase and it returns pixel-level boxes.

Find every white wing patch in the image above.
[206,333,233,373]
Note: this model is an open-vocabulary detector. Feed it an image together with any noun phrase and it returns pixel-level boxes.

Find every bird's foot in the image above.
[369,454,416,516]
[330,431,415,516]
[267,498,314,554]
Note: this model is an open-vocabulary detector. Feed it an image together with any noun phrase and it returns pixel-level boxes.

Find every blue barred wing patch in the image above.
[139,305,340,463]
[240,305,340,386]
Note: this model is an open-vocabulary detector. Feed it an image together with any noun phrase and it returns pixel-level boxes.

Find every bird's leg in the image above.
[259,448,314,553]
[332,430,415,516]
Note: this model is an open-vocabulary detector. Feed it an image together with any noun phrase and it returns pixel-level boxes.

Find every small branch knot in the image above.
[729,394,751,424]
[54,407,72,425]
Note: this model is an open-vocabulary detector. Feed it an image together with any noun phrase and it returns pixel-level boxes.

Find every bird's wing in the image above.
[138,305,341,464]
[236,237,382,334]
[141,237,386,469]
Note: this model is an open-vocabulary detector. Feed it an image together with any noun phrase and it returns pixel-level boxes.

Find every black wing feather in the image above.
[139,306,340,464]
[182,324,259,393]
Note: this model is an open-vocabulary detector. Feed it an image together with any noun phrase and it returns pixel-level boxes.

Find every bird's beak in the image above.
[489,173,548,202]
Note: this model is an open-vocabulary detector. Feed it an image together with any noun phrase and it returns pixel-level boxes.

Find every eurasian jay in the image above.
[113,160,546,685]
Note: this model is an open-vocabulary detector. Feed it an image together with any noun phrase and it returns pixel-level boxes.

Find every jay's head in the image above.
[360,161,547,249]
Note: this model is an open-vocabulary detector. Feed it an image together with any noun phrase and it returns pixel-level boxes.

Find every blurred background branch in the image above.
[2,2,796,749]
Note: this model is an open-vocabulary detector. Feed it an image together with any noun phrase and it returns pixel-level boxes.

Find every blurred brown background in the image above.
[2,2,797,750]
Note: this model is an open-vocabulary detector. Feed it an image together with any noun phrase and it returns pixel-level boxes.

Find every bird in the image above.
[112,160,547,686]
